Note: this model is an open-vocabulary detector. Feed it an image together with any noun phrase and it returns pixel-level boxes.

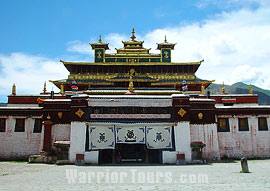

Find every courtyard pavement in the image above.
[0,160,270,191]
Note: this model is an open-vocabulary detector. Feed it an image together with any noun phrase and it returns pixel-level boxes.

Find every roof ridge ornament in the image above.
[164,35,167,43]
[99,35,102,43]
[130,28,136,41]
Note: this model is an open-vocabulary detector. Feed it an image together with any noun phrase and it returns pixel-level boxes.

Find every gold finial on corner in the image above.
[249,84,253,94]
[12,83,16,95]
[43,81,47,94]
[130,28,136,41]
[201,84,205,95]
[164,35,167,43]
[60,83,65,94]
[222,82,226,94]
[99,35,102,43]
[128,75,134,91]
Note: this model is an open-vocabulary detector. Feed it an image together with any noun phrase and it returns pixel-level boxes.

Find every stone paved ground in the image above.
[0,160,270,191]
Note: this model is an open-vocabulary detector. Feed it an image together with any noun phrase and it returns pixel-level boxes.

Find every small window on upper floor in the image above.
[33,119,42,133]
[258,117,268,131]
[239,118,249,131]
[217,118,230,132]
[15,119,25,132]
[0,118,6,132]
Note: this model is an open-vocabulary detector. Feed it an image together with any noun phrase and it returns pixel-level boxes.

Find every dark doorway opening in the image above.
[148,149,162,163]
[116,144,145,162]
[99,149,113,164]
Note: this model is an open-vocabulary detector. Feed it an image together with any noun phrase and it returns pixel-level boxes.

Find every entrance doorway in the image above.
[116,144,145,162]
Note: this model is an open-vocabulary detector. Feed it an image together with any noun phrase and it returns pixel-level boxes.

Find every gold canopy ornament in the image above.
[249,84,253,94]
[60,83,64,94]
[128,75,134,91]
[43,81,47,94]
[222,82,226,94]
[12,83,16,95]
[201,85,205,95]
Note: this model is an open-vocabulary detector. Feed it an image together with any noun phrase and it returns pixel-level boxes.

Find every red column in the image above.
[43,120,52,152]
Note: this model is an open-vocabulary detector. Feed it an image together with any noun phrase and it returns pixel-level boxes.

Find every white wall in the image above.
[190,124,220,160]
[52,124,70,143]
[163,121,192,164]
[0,116,42,160]
[217,115,270,158]
[69,122,86,162]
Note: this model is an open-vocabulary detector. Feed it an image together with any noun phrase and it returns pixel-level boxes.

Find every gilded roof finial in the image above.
[164,35,167,43]
[12,83,16,95]
[130,28,136,41]
[201,84,205,95]
[249,84,253,94]
[43,81,47,94]
[99,35,102,43]
[222,82,226,94]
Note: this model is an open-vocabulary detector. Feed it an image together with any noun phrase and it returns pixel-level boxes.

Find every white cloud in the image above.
[66,40,91,54]
[0,53,68,98]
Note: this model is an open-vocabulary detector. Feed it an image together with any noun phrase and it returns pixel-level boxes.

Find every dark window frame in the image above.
[33,119,42,133]
[217,118,230,132]
[258,117,268,131]
[15,118,25,132]
[238,118,249,131]
[0,118,6,132]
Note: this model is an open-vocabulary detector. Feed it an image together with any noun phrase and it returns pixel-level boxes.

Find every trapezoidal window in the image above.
[0,118,6,132]
[217,118,230,132]
[238,118,249,131]
[15,118,25,132]
[258,117,268,131]
[33,119,42,133]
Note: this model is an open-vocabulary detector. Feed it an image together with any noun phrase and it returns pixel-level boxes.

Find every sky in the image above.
[0,0,270,102]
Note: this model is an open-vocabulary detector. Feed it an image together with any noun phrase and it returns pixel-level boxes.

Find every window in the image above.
[258,117,268,131]
[218,118,230,132]
[239,118,249,131]
[0,119,6,132]
[33,119,42,133]
[15,119,25,132]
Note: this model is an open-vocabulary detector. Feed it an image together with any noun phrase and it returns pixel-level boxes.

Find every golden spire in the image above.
[60,83,64,94]
[130,28,136,41]
[43,81,47,93]
[249,84,253,94]
[201,84,205,95]
[222,82,226,94]
[128,75,134,91]
[164,35,167,43]
[12,83,16,95]
[99,35,102,43]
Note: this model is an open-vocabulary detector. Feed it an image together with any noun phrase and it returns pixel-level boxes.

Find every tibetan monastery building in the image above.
[0,29,270,164]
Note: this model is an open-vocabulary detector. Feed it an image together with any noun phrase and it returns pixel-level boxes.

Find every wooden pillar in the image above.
[112,149,116,164]
[43,120,53,152]
[144,145,149,163]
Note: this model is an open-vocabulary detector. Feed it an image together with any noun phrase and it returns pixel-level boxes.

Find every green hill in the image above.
[207,82,270,105]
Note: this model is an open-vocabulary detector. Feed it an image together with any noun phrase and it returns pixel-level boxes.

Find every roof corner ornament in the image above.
[12,83,16,95]
[249,84,253,94]
[130,28,136,41]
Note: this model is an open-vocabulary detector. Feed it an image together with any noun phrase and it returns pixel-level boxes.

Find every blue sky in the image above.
[0,0,270,102]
